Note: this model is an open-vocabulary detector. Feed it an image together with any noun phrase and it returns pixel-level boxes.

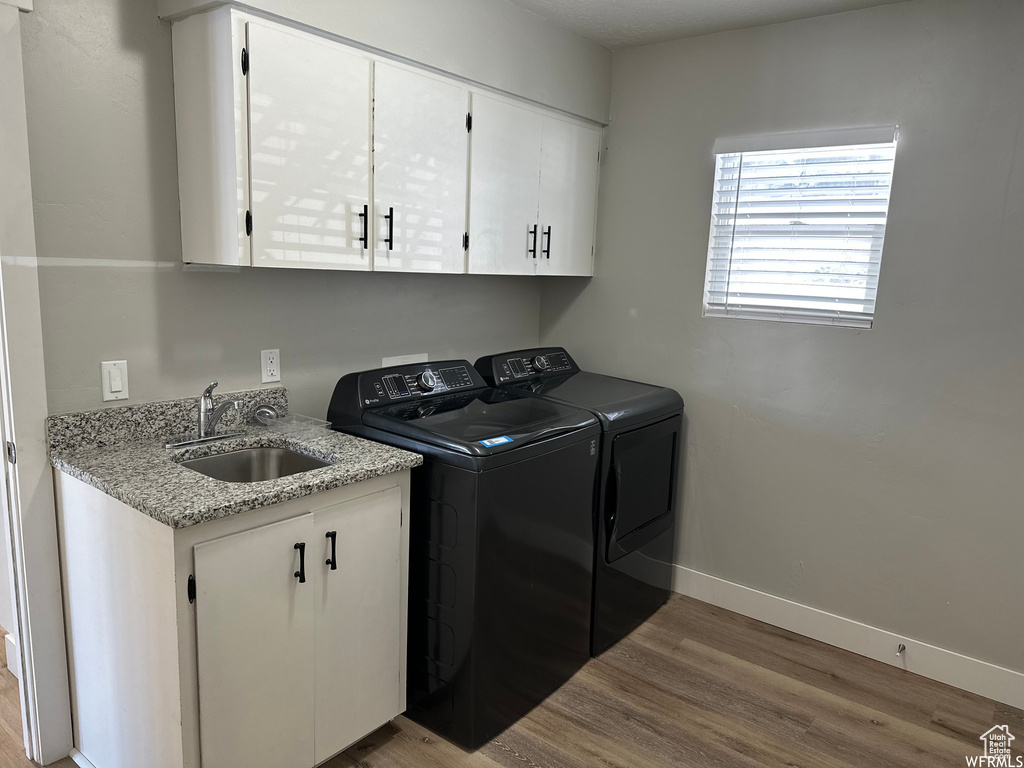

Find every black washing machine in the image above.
[475,347,683,656]
[327,360,600,749]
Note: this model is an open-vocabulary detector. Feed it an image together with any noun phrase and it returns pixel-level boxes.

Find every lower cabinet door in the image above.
[312,487,403,762]
[194,514,316,768]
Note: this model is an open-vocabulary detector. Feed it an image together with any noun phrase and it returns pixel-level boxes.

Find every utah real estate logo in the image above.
[966,726,1021,767]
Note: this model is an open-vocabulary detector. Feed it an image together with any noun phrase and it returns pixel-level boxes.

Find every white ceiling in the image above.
[504,0,911,49]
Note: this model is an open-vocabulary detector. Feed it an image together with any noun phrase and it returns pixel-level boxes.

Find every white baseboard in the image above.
[666,564,1024,710]
[69,748,98,768]
[4,632,18,680]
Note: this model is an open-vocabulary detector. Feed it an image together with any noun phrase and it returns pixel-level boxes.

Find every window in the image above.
[703,126,898,328]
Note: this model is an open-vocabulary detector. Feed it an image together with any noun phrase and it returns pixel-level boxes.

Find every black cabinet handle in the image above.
[542,226,552,259]
[384,207,394,251]
[325,531,337,571]
[358,204,368,249]
[528,224,538,259]
[294,542,306,583]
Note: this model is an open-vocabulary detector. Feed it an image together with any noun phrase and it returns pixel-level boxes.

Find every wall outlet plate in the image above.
[101,360,129,402]
[382,353,428,367]
[261,349,281,383]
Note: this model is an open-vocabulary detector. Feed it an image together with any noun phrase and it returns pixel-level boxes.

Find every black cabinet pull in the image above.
[527,224,538,259]
[325,531,337,571]
[542,226,552,259]
[294,542,306,583]
[384,207,394,251]
[358,204,368,249]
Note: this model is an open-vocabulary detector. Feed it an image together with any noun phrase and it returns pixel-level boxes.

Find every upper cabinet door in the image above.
[247,22,372,270]
[373,63,469,273]
[172,8,252,266]
[467,94,543,275]
[312,487,403,763]
[194,514,316,768]
[536,117,601,277]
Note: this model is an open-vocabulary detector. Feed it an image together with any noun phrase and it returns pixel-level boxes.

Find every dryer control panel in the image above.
[474,347,580,386]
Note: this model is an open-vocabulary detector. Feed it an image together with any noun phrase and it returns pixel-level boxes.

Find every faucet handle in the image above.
[202,381,219,399]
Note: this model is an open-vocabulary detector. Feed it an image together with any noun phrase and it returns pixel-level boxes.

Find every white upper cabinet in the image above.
[172,8,251,267]
[536,117,601,276]
[467,93,544,275]
[373,63,469,273]
[467,94,600,276]
[171,9,599,275]
[248,22,372,270]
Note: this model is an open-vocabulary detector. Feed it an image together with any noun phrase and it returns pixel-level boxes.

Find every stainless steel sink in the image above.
[179,447,331,483]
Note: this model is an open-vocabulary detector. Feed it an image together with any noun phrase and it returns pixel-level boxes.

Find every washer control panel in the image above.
[358,361,484,408]
[477,347,579,385]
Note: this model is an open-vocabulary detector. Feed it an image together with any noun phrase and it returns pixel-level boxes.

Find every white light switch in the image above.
[101,360,129,402]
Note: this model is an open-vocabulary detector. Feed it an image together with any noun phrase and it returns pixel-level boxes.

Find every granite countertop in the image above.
[46,387,422,529]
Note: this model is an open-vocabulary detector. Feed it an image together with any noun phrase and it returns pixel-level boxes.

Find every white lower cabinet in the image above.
[55,470,410,768]
[194,514,316,768]
[195,488,402,768]
[312,490,403,763]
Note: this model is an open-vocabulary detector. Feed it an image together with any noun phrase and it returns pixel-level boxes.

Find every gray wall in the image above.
[541,0,1024,671]
[20,0,609,419]
[157,0,613,123]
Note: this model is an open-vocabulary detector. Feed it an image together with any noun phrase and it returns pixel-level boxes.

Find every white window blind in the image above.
[703,128,898,329]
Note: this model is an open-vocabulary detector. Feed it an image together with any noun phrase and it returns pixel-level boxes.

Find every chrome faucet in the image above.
[199,381,242,438]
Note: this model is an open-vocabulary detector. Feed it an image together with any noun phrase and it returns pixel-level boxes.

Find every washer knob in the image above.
[418,371,437,391]
[533,356,550,371]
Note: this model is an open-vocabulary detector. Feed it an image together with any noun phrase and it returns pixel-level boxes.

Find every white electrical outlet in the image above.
[101,360,130,402]
[261,349,281,383]
[382,353,428,367]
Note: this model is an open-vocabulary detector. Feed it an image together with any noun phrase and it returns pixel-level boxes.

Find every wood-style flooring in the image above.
[325,595,1024,768]
[0,628,73,768]
[0,598,1020,767]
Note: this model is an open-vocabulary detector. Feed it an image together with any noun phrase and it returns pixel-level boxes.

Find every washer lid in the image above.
[362,388,597,456]
[514,371,683,430]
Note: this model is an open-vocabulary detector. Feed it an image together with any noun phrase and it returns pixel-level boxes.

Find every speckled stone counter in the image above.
[46,387,422,529]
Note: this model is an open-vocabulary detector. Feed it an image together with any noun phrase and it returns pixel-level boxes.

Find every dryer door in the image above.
[606,414,681,563]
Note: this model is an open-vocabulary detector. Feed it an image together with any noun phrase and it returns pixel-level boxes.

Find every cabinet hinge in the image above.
[241,47,249,76]
[463,232,469,250]
[187,574,196,604]
[5,442,15,465]
[245,210,252,236]
[466,113,472,132]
